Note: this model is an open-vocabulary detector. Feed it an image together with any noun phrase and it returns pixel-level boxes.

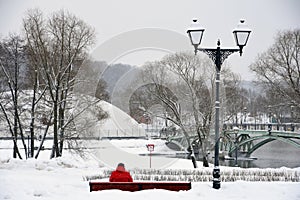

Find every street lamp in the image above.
[187,19,251,189]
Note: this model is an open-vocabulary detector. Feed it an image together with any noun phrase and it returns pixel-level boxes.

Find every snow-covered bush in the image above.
[84,168,300,182]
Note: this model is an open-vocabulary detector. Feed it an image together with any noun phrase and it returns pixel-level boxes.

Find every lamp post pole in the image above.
[187,19,251,189]
[200,42,240,189]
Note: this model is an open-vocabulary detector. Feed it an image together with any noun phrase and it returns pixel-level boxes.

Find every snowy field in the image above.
[1,139,300,200]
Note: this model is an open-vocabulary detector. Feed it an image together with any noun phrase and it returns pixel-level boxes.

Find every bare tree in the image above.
[222,70,250,125]
[22,41,49,158]
[143,52,216,167]
[250,29,300,109]
[0,35,27,159]
[23,9,96,158]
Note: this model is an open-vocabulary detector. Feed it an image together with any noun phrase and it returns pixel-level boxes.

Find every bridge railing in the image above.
[223,123,299,132]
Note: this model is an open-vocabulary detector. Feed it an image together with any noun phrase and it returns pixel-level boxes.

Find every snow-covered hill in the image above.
[96,101,146,138]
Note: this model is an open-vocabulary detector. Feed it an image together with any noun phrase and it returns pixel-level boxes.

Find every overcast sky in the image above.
[0,0,299,80]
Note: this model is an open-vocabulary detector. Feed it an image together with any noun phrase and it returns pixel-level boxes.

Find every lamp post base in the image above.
[213,179,221,189]
[213,167,221,189]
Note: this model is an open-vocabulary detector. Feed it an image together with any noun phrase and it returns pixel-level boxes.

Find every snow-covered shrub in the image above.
[83,168,300,182]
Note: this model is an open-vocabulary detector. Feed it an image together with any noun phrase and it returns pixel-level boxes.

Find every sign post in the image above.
[146,144,154,168]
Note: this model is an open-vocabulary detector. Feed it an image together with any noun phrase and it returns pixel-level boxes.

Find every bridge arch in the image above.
[247,136,300,155]
[229,135,300,156]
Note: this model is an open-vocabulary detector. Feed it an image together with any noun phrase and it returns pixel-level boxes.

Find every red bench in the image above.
[89,182,191,192]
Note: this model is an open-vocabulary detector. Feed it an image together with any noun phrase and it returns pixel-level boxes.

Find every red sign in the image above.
[146,144,154,152]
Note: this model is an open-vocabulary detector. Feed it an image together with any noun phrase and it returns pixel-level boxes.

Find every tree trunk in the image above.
[29,71,38,158]
[202,155,209,167]
[51,93,60,158]
[0,102,22,159]
[190,151,198,168]
[35,112,52,159]
[58,95,65,155]
[182,129,197,169]
[14,96,28,159]
[13,122,18,158]
[29,100,36,158]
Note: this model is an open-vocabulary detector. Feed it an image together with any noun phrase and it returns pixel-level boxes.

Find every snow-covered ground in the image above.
[1,139,300,200]
[1,100,300,199]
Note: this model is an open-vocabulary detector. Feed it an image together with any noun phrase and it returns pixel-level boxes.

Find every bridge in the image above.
[220,129,300,157]
[166,128,300,157]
